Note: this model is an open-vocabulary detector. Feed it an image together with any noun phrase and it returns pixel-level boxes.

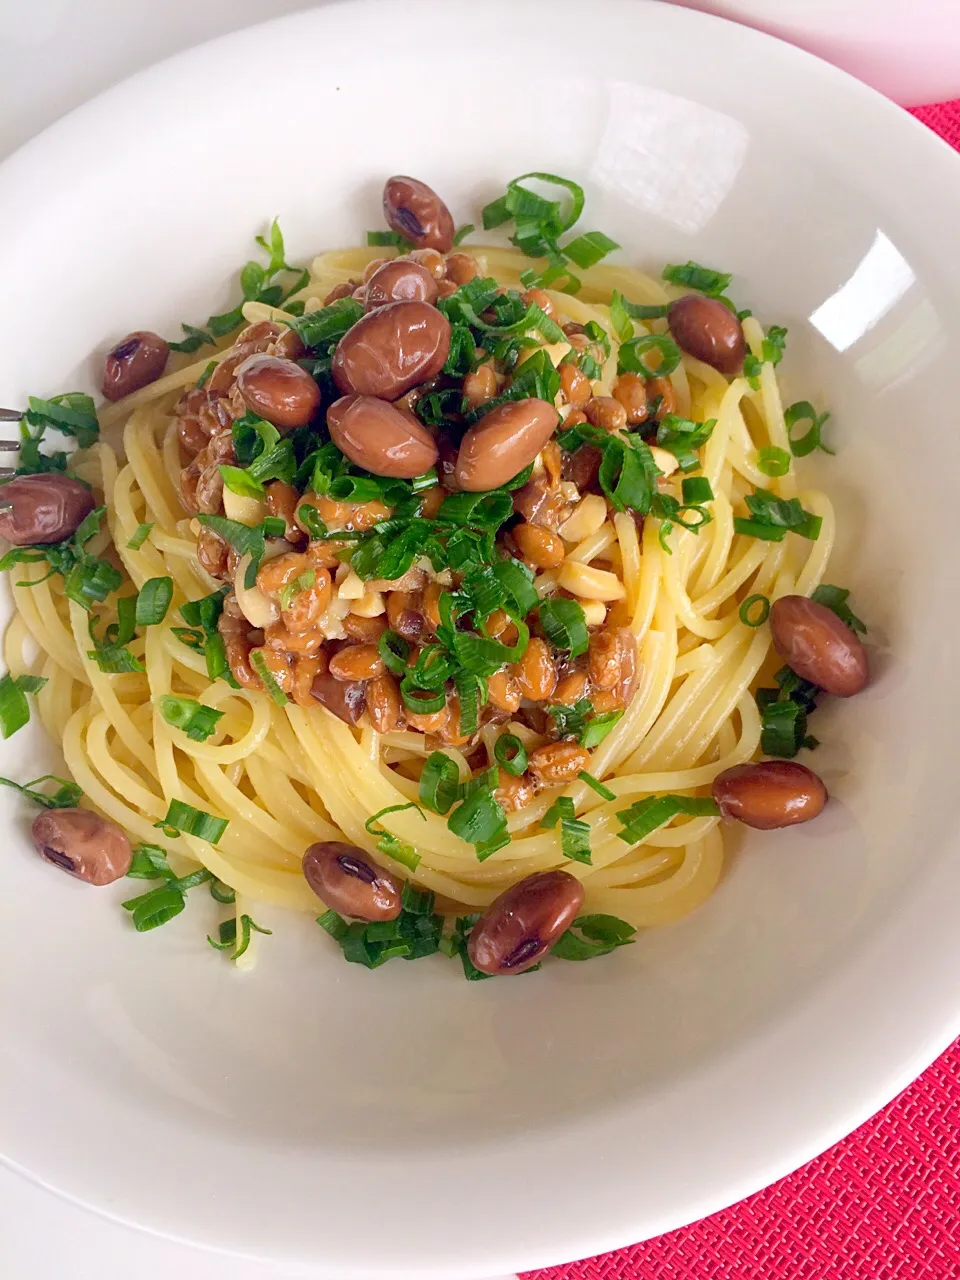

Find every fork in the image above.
[0,407,22,489]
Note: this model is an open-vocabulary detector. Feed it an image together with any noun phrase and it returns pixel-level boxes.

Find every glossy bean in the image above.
[612,373,649,424]
[513,522,565,570]
[667,295,746,375]
[326,394,439,479]
[364,259,439,310]
[302,841,402,920]
[311,666,366,724]
[328,643,385,682]
[0,474,95,545]
[455,400,559,492]
[585,396,628,432]
[383,176,455,253]
[712,760,827,830]
[443,252,478,286]
[559,362,591,407]
[235,355,321,429]
[32,807,132,885]
[513,637,558,702]
[366,673,402,732]
[102,330,169,400]
[494,767,537,814]
[467,870,584,975]
[332,300,451,400]
[769,595,868,697]
[528,740,590,783]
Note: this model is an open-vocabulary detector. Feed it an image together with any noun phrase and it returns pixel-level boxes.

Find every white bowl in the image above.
[3,2,960,1275]
[670,0,960,105]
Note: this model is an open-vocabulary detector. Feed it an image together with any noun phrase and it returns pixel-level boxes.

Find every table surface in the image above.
[1,4,958,1279]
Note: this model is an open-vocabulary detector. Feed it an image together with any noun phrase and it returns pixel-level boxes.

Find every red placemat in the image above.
[523,99,960,1280]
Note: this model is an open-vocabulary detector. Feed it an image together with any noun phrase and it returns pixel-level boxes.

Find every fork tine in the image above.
[0,408,22,422]
[0,441,20,452]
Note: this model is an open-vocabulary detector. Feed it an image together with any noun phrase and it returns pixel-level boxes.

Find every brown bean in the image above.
[328,643,385,682]
[667,295,746,375]
[514,637,558,701]
[769,595,868,697]
[467,870,584,975]
[444,252,478,286]
[235,355,321,429]
[613,373,649,425]
[326,394,439,479]
[551,671,589,704]
[585,396,628,432]
[302,841,402,921]
[386,590,425,642]
[529,740,590,783]
[197,528,230,579]
[713,760,827,830]
[461,364,497,410]
[31,807,132,885]
[0,474,95,546]
[311,666,366,724]
[455,400,559,492]
[364,259,439,311]
[588,627,638,696]
[322,281,359,306]
[366,673,402,732]
[291,655,323,708]
[383,176,455,253]
[331,300,451,400]
[521,288,557,320]
[647,376,676,420]
[559,362,591,407]
[102,330,169,400]
[487,668,523,713]
[495,767,537,814]
[513,522,565,570]
[407,248,446,280]
[342,612,388,643]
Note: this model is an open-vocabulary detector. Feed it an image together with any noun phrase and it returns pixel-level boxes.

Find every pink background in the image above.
[523,97,960,1280]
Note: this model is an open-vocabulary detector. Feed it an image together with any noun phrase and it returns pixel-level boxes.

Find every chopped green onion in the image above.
[210,878,236,903]
[127,522,154,550]
[366,229,414,249]
[220,465,265,499]
[419,751,461,815]
[552,913,636,960]
[581,711,623,749]
[295,503,327,540]
[538,598,589,658]
[609,290,634,343]
[739,594,770,627]
[401,882,436,916]
[436,489,514,529]
[365,802,425,871]
[662,261,732,297]
[126,844,175,880]
[378,630,411,676]
[578,771,615,801]
[734,489,822,543]
[655,413,716,472]
[158,695,225,742]
[249,650,288,706]
[757,446,791,478]
[317,908,349,942]
[124,884,186,932]
[208,913,271,960]
[262,516,286,539]
[681,476,714,505]
[758,695,810,758]
[154,799,228,844]
[447,786,508,860]
[0,773,83,809]
[278,569,315,613]
[617,334,681,379]
[616,794,719,845]
[494,733,528,776]
[540,795,592,864]
[563,231,619,269]
[784,401,834,457]
[135,576,173,627]
[452,223,475,246]
[86,644,144,674]
[292,296,365,350]
[24,392,99,446]
[811,584,866,634]
[0,672,47,738]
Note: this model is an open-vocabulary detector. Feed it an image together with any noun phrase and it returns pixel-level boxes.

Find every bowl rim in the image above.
[3,1,960,1275]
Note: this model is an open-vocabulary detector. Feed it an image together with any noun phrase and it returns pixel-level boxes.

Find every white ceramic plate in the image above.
[672,0,960,104]
[3,2,960,1276]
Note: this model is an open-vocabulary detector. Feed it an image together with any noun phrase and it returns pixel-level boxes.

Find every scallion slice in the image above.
[739,594,770,627]
[616,794,719,845]
[538,598,589,658]
[494,733,528,776]
[419,751,460,815]
[126,522,154,550]
[578,771,615,801]
[135,576,173,627]
[158,695,225,742]
[154,799,228,845]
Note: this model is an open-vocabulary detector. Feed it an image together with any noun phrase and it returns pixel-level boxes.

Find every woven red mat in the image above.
[523,99,960,1280]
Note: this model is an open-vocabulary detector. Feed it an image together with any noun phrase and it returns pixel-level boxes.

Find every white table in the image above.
[0,5,513,1276]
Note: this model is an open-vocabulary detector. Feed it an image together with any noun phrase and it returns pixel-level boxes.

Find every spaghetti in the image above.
[0,172,860,975]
